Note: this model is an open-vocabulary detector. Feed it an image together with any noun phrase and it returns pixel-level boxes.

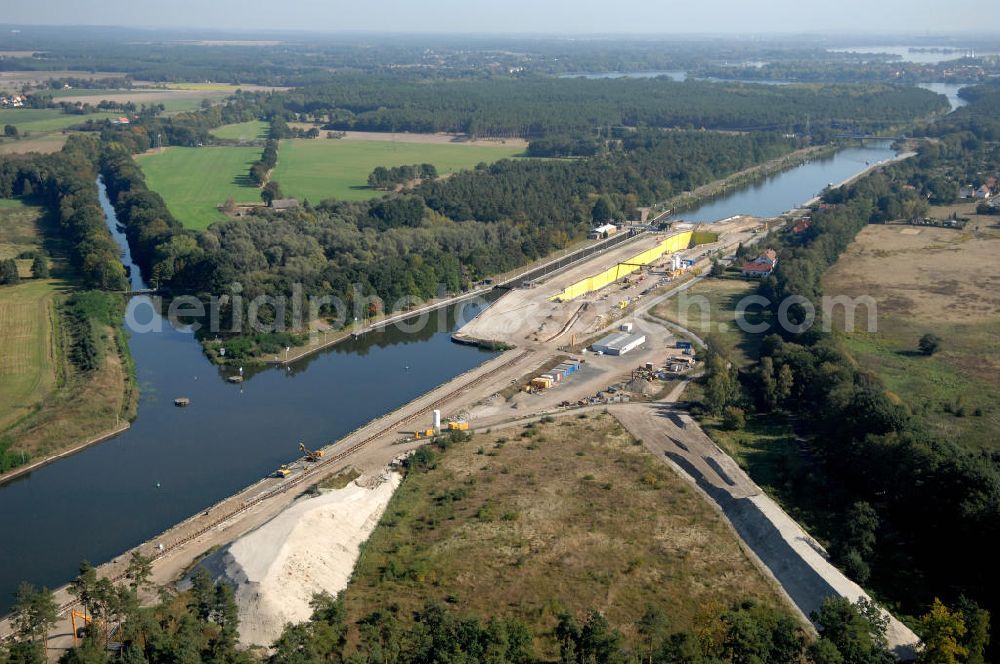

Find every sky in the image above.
[1,0,993,34]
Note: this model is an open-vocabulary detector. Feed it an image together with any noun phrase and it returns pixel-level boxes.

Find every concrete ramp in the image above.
[612,404,919,659]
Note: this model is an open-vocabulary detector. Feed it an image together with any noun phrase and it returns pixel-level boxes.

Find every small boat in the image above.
[227,375,245,384]
[174,397,191,407]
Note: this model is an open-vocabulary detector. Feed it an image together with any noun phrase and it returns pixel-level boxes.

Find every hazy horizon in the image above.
[1,0,996,36]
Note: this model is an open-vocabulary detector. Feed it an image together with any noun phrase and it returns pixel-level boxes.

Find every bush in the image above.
[722,405,746,430]
[31,254,49,279]
[918,332,941,356]
[837,548,871,584]
[0,258,20,285]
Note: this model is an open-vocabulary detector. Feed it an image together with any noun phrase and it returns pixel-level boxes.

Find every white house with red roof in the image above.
[741,248,778,278]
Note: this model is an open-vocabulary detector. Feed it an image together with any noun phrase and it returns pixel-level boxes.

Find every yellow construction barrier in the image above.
[550,230,716,301]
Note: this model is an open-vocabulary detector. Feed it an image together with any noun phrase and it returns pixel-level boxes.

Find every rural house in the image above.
[741,248,778,278]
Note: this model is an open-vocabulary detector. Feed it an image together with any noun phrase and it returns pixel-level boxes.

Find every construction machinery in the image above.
[299,441,324,462]
[274,465,292,478]
[71,609,121,649]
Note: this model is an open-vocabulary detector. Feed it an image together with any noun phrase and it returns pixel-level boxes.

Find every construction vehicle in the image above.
[274,465,292,478]
[447,420,470,431]
[299,441,324,462]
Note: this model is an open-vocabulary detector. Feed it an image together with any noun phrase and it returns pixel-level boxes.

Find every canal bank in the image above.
[0,179,500,615]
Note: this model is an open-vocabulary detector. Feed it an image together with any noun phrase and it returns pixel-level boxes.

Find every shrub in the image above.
[918,332,941,356]
[722,405,746,430]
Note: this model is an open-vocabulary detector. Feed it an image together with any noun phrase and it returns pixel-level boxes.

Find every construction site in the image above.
[0,213,919,658]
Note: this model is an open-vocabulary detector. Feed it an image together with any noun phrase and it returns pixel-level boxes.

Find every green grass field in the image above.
[210,120,269,141]
[652,277,767,367]
[136,146,263,230]
[0,108,117,134]
[0,201,57,432]
[0,198,135,467]
[271,138,524,202]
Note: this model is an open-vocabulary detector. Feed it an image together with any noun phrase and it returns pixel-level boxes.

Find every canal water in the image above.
[0,180,498,613]
[918,82,969,112]
[677,141,897,223]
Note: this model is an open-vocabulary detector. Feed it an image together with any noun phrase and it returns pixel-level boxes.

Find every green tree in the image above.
[722,405,746,430]
[11,583,58,660]
[955,597,989,664]
[636,605,671,664]
[188,568,215,623]
[704,348,740,415]
[124,552,153,592]
[918,333,941,356]
[0,258,20,285]
[812,597,893,664]
[917,599,967,664]
[591,197,613,224]
[757,356,779,411]
[776,363,794,404]
[3,124,17,137]
[68,562,98,620]
[30,254,49,279]
[262,181,284,206]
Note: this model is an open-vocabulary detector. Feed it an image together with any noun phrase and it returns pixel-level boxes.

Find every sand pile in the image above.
[626,378,657,396]
[214,472,401,646]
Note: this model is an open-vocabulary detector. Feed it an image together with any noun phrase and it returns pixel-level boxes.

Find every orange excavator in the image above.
[299,441,324,462]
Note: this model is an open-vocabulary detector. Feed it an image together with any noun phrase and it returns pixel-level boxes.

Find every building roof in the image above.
[742,262,774,273]
[270,198,300,210]
[592,331,646,351]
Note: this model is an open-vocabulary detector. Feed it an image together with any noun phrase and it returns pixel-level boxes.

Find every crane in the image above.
[299,441,324,462]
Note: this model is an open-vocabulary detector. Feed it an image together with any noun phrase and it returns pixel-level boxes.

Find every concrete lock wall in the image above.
[551,230,713,302]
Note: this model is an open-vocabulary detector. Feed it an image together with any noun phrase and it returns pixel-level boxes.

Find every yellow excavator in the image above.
[299,441,324,462]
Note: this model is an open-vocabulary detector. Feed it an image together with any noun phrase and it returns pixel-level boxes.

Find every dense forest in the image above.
[697,88,1000,659]
[97,129,799,355]
[278,75,948,137]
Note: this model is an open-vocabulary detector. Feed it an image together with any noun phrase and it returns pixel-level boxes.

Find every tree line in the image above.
[0,136,127,290]
[274,74,948,137]
[698,104,999,659]
[367,163,438,190]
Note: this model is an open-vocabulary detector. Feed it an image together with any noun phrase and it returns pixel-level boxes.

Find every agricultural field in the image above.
[136,146,263,230]
[0,70,126,94]
[0,198,134,469]
[0,134,67,155]
[0,108,117,134]
[0,200,58,432]
[652,277,767,367]
[341,413,786,658]
[823,209,1000,452]
[210,120,269,141]
[271,137,525,202]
